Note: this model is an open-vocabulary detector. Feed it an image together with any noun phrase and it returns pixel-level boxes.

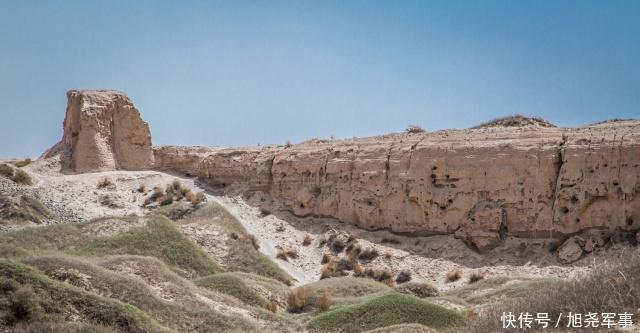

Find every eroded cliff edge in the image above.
[155,121,640,251]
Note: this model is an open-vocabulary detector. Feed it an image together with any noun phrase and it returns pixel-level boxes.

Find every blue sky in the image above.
[0,0,638,158]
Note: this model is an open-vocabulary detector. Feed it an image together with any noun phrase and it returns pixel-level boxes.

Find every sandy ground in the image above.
[1,157,619,292]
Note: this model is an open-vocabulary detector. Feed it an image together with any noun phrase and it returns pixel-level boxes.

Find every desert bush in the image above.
[12,158,31,168]
[358,248,379,261]
[0,163,15,178]
[284,140,292,148]
[259,208,271,216]
[320,259,347,280]
[405,125,426,134]
[287,287,311,313]
[317,295,331,312]
[321,253,332,264]
[244,234,260,250]
[331,239,346,253]
[468,271,485,284]
[6,285,43,323]
[188,191,206,206]
[395,270,412,284]
[12,170,33,185]
[276,249,289,261]
[336,257,355,271]
[381,237,401,244]
[158,195,173,206]
[285,248,299,259]
[97,177,114,189]
[137,184,146,193]
[395,282,439,298]
[302,234,313,246]
[267,301,278,313]
[446,270,461,282]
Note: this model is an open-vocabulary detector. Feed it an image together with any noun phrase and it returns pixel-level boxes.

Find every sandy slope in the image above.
[3,158,621,291]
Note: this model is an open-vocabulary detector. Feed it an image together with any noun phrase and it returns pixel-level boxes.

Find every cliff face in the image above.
[155,122,640,251]
[61,90,154,172]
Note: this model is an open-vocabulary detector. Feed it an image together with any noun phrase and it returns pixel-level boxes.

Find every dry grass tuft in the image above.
[276,249,289,261]
[11,170,33,185]
[446,270,461,283]
[137,184,146,193]
[287,287,310,313]
[317,294,331,312]
[0,164,14,178]
[468,271,485,284]
[320,259,347,280]
[302,234,313,246]
[97,177,114,189]
[267,301,278,313]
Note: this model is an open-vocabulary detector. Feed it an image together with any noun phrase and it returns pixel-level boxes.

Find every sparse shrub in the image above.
[0,163,14,178]
[158,195,174,206]
[468,271,485,284]
[364,268,394,283]
[259,208,271,216]
[383,252,393,259]
[381,237,401,244]
[406,124,426,134]
[395,270,412,284]
[317,295,331,312]
[275,224,285,232]
[267,301,278,313]
[321,253,332,264]
[246,234,260,250]
[137,184,146,193]
[320,259,347,279]
[12,169,33,185]
[358,248,379,261]
[337,257,355,271]
[285,248,299,259]
[285,140,292,148]
[12,158,31,167]
[188,191,206,206]
[346,243,361,255]
[7,286,43,323]
[446,270,461,283]
[302,234,313,246]
[287,287,310,313]
[396,282,439,298]
[330,239,346,253]
[97,177,114,189]
[230,232,239,240]
[276,249,289,261]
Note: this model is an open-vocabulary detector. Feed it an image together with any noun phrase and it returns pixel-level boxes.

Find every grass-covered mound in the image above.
[307,292,464,332]
[195,273,269,307]
[0,259,169,333]
[21,256,260,333]
[75,216,220,278]
[179,203,292,283]
[303,276,390,299]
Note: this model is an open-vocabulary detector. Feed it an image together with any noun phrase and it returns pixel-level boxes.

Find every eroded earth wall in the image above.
[154,121,640,251]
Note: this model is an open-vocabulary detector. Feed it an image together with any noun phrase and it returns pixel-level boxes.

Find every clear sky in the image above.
[0,0,638,158]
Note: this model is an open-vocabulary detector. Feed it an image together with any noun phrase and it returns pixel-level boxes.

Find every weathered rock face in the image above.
[61,90,154,172]
[155,121,640,251]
